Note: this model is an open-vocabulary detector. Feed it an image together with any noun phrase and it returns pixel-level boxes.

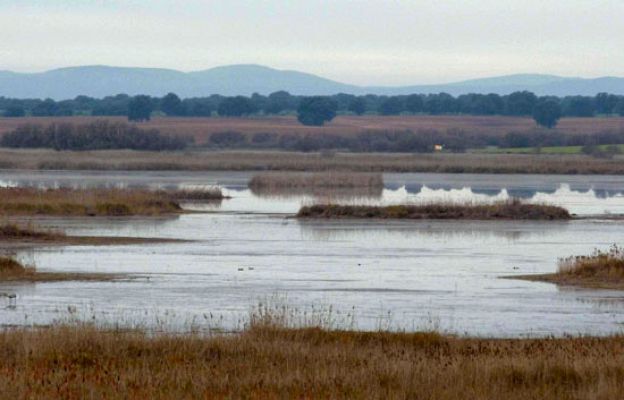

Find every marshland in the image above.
[2,170,624,400]
[0,170,623,336]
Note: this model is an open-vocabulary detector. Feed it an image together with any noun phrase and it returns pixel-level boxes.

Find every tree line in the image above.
[1,91,623,126]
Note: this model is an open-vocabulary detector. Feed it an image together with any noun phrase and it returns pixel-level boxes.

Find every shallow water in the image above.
[1,171,624,337]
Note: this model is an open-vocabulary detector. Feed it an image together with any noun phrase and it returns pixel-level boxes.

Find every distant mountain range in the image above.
[1,64,623,100]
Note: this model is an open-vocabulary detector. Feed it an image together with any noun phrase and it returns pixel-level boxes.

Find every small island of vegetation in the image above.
[297,200,571,221]
[0,186,225,217]
[513,245,624,289]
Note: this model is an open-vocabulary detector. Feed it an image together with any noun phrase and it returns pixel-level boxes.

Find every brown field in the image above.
[514,245,624,289]
[2,148,624,174]
[1,323,623,399]
[297,201,571,221]
[1,115,624,144]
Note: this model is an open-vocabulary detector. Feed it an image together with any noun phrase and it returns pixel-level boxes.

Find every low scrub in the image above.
[0,120,193,151]
[0,323,623,399]
[297,200,571,220]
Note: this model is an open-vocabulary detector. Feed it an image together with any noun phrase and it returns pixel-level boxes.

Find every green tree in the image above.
[504,91,537,115]
[217,96,257,117]
[3,104,25,117]
[297,97,338,126]
[264,91,294,114]
[379,97,405,115]
[405,94,424,113]
[532,99,562,129]
[595,93,619,115]
[128,95,153,122]
[160,93,185,116]
[347,97,366,115]
[615,98,624,116]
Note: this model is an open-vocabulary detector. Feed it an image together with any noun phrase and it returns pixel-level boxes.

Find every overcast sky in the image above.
[0,0,622,85]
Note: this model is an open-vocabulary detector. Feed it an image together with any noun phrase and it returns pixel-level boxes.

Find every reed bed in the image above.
[249,172,384,198]
[515,245,624,289]
[0,322,622,399]
[0,187,225,216]
[297,200,571,220]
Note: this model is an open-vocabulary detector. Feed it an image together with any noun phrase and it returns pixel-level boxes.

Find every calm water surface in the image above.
[0,170,623,337]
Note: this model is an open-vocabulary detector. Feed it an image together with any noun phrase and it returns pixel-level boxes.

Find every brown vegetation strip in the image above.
[297,201,571,221]
[1,115,623,140]
[249,172,384,198]
[0,187,222,216]
[511,245,624,289]
[1,149,624,174]
[0,257,121,282]
[0,223,187,251]
[0,324,623,399]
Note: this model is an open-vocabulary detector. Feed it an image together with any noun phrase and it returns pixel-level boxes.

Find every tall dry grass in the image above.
[0,322,623,399]
[558,245,624,277]
[0,187,225,216]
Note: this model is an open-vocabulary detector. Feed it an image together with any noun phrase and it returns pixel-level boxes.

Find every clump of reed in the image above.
[249,172,384,197]
[1,320,624,398]
[297,199,571,220]
[558,245,624,279]
[0,187,186,216]
[510,245,624,289]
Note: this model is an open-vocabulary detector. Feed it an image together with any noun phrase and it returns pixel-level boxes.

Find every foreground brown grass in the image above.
[1,115,622,142]
[0,256,120,282]
[0,324,623,399]
[0,187,189,216]
[297,200,571,221]
[515,245,624,289]
[1,148,623,174]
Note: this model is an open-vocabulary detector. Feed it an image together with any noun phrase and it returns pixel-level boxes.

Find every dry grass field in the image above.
[2,148,624,174]
[1,115,623,144]
[0,324,623,399]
